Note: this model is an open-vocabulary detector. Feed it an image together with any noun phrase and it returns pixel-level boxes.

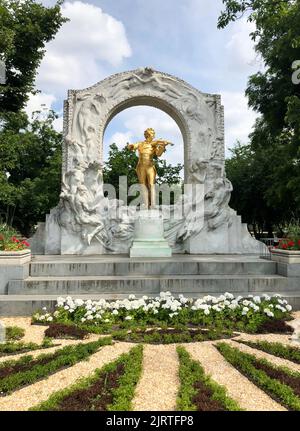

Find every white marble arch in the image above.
[43,67,265,255]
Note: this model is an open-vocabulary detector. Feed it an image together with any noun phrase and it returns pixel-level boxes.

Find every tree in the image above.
[219,0,300,230]
[0,0,67,112]
[0,111,62,235]
[0,0,66,235]
[103,143,183,204]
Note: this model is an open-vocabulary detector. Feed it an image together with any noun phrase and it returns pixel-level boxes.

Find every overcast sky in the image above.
[26,0,263,164]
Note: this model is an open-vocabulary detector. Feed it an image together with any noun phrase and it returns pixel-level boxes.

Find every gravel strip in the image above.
[185,342,286,411]
[0,341,133,411]
[0,334,103,364]
[133,344,179,411]
[229,339,300,373]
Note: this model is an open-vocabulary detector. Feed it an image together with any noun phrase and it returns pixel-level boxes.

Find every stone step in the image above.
[1,291,300,316]
[8,274,288,295]
[29,257,277,277]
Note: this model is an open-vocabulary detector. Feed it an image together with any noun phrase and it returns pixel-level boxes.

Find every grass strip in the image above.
[0,338,54,357]
[0,337,112,395]
[216,342,300,411]
[176,346,241,411]
[31,345,143,411]
[236,340,300,365]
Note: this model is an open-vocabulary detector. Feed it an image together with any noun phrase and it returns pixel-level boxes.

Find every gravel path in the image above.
[0,318,46,344]
[133,344,179,411]
[229,339,300,373]
[0,341,133,411]
[185,342,286,411]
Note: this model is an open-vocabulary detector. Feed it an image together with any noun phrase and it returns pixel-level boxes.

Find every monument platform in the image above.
[1,254,300,315]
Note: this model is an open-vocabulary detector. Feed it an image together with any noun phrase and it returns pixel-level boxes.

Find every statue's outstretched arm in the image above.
[127,142,140,151]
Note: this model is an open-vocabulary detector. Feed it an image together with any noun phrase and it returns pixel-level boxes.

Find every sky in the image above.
[26,0,263,164]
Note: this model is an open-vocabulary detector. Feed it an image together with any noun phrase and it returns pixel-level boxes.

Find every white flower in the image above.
[225,292,234,300]
[262,294,271,301]
[104,319,110,323]
[64,305,69,311]
[81,318,86,323]
[242,307,249,315]
[125,316,133,321]
[112,309,119,315]
[253,296,261,304]
[47,316,53,322]
[204,308,210,315]
[39,315,45,320]
[286,304,292,312]
[87,315,94,320]
[42,307,47,311]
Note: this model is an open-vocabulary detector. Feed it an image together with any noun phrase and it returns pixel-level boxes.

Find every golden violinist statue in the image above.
[127,128,173,208]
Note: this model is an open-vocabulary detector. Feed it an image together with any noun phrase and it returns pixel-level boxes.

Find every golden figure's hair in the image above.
[144,128,155,138]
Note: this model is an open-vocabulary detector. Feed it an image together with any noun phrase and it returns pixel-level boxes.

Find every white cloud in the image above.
[37,1,132,95]
[25,92,56,119]
[225,17,261,73]
[220,90,258,155]
[111,131,134,148]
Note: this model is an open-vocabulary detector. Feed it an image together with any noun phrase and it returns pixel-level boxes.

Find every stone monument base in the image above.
[130,209,172,258]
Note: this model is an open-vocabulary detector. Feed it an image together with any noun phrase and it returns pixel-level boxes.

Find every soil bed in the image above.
[192,379,226,411]
[48,363,125,411]
[252,359,300,397]
[45,323,89,340]
[257,320,293,334]
[112,328,235,344]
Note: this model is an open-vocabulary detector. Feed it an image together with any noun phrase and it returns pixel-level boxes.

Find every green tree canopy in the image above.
[0,0,67,112]
[219,0,300,232]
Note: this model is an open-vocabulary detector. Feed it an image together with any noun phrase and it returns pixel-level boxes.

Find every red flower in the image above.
[282,243,288,249]
[288,241,295,248]
[22,241,30,247]
[298,239,300,246]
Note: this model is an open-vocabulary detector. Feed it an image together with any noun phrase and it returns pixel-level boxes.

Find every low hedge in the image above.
[176,346,241,411]
[0,337,112,394]
[216,342,300,411]
[31,345,143,411]
[236,340,300,365]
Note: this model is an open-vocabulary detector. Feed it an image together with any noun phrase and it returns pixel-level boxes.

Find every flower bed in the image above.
[32,345,143,411]
[176,346,241,411]
[0,338,111,394]
[32,292,293,334]
[236,340,300,364]
[0,224,30,252]
[216,342,300,411]
[0,338,54,357]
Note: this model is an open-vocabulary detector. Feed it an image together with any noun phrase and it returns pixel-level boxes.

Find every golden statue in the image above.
[127,128,173,208]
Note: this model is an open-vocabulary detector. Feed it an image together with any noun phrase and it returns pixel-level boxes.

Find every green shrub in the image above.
[5,326,25,341]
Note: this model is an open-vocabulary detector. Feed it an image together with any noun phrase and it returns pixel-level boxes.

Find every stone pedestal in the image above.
[130,209,172,258]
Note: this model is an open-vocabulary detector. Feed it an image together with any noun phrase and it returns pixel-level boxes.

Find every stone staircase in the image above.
[0,254,299,315]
